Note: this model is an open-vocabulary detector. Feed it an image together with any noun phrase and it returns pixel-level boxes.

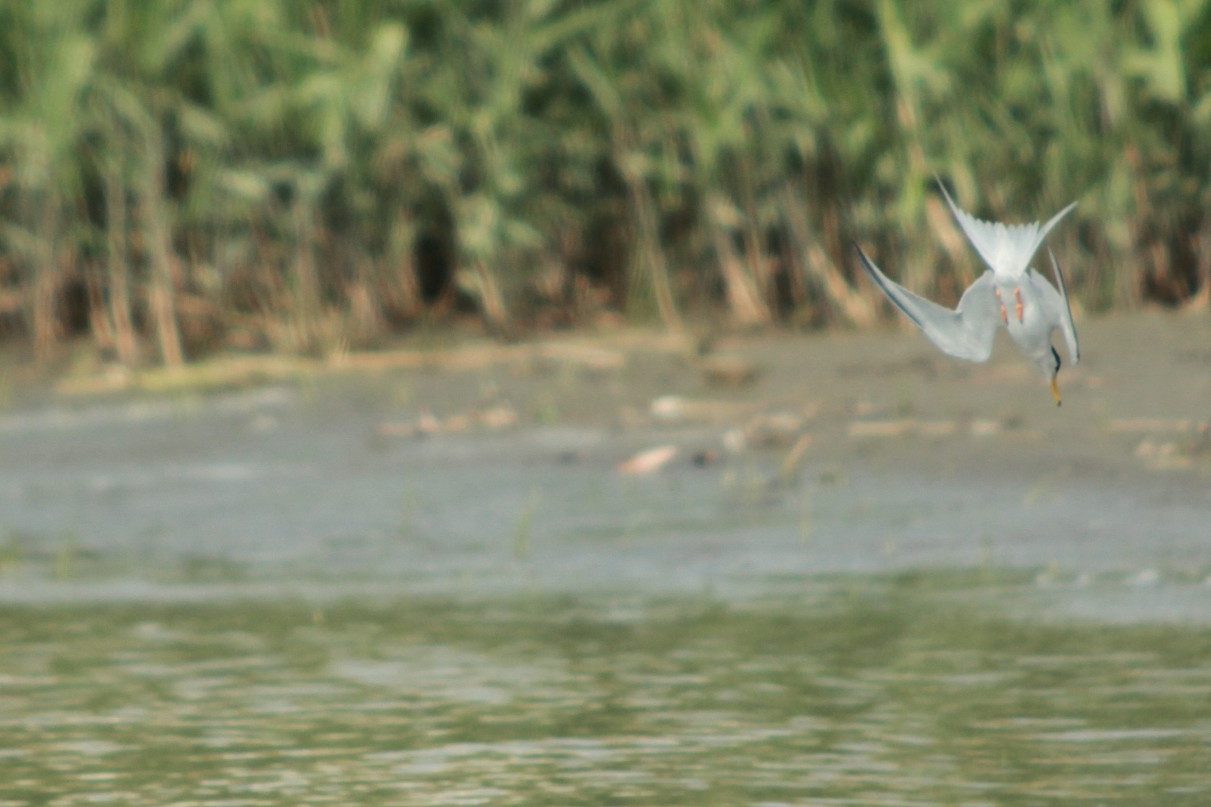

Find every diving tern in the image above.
[855,182,1079,405]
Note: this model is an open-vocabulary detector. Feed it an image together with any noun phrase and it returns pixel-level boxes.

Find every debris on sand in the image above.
[1133,422,1211,470]
[779,433,814,484]
[377,402,520,438]
[695,355,759,387]
[650,395,756,424]
[847,419,959,438]
[617,445,679,475]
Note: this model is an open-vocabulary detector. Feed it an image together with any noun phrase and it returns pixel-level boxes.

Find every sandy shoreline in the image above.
[0,308,1207,617]
[23,307,1211,493]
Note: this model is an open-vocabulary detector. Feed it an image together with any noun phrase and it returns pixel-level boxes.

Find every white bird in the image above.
[855,182,1080,405]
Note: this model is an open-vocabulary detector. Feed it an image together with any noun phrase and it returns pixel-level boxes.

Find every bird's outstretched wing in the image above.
[1030,249,1080,365]
[855,244,1001,363]
[938,182,1076,279]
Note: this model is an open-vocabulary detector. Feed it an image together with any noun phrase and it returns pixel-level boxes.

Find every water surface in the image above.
[3,577,1211,805]
[1,383,1210,804]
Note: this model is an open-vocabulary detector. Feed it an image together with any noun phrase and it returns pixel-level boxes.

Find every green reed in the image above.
[0,0,1206,365]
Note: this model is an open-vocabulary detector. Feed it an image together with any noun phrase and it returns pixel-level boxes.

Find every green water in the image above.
[2,573,1210,805]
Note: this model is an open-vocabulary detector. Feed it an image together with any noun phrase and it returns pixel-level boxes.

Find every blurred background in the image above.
[1,0,1208,369]
[5,4,1211,801]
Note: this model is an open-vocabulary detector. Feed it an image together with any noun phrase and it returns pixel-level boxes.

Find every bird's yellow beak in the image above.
[1050,376,1062,407]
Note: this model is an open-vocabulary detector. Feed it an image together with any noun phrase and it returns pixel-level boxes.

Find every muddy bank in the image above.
[0,310,1207,619]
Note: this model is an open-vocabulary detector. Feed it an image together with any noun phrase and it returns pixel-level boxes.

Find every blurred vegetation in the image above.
[1,0,1208,366]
